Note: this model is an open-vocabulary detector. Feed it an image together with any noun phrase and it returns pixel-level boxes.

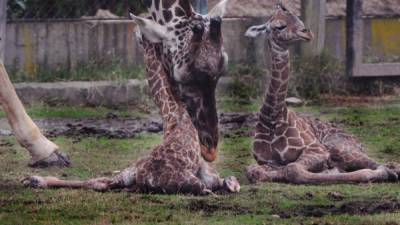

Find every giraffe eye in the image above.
[275,25,287,31]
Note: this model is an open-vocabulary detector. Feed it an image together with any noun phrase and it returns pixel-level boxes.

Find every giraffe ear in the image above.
[129,13,171,43]
[245,24,271,38]
[207,0,229,18]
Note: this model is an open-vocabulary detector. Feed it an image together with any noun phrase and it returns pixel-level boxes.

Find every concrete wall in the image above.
[4,17,400,75]
[5,20,143,75]
[324,17,400,61]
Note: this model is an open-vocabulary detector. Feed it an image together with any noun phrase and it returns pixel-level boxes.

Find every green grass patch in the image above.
[1,104,400,224]
[9,60,145,83]
[218,96,260,113]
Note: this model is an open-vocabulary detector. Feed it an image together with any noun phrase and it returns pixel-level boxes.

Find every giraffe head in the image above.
[131,0,230,162]
[245,3,314,47]
[131,0,228,83]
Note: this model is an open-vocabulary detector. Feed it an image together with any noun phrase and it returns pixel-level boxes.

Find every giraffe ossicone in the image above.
[245,4,400,184]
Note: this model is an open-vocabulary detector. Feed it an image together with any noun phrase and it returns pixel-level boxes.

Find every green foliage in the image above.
[291,50,346,100]
[9,60,145,83]
[226,64,265,100]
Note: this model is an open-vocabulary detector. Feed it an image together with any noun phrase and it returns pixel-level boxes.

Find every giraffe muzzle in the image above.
[201,145,218,162]
[297,29,314,42]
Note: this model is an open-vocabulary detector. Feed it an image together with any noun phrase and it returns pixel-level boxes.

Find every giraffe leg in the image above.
[386,162,400,177]
[246,164,286,183]
[173,171,209,195]
[284,145,398,184]
[323,132,380,171]
[323,132,399,181]
[22,176,113,191]
[23,166,137,191]
[197,161,240,193]
[0,62,70,168]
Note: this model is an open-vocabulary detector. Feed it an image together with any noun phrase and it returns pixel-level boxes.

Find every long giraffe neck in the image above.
[142,0,193,24]
[258,40,290,130]
[142,42,189,132]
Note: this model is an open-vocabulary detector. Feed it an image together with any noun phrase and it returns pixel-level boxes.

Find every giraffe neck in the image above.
[142,0,193,25]
[143,42,188,131]
[258,40,290,129]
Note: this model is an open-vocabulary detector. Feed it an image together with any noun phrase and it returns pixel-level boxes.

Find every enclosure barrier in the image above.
[346,0,400,77]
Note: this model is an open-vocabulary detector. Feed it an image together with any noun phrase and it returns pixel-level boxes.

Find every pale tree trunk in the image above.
[0,62,70,167]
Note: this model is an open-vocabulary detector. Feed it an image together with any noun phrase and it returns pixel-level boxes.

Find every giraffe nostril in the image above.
[301,28,309,33]
[192,24,205,42]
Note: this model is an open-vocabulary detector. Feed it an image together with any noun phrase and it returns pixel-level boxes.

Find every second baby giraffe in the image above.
[245,3,400,184]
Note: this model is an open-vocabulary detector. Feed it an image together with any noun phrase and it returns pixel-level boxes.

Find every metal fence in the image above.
[6,0,145,21]
[6,0,208,21]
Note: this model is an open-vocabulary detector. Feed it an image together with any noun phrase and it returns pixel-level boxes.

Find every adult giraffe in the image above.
[245,3,400,184]
[130,0,230,162]
[0,62,70,167]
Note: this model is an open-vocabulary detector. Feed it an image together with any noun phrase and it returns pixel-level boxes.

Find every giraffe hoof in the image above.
[386,169,399,182]
[22,176,48,188]
[385,163,400,178]
[86,178,112,192]
[29,151,71,168]
[202,189,218,197]
[379,166,398,182]
[223,176,241,193]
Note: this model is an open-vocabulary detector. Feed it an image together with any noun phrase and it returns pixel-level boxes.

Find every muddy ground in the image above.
[0,112,323,139]
[0,113,261,138]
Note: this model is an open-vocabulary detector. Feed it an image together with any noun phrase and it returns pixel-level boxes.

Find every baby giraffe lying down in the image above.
[245,3,400,184]
[23,38,240,195]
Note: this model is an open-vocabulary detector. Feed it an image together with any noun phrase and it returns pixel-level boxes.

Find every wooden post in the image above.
[300,0,326,57]
[346,0,363,77]
[0,0,6,62]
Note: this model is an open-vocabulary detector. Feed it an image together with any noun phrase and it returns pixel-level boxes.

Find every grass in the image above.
[1,103,400,224]
[218,96,260,113]
[9,60,146,83]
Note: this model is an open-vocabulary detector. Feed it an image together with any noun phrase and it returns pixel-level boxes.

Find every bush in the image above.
[290,50,346,100]
[226,64,266,101]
